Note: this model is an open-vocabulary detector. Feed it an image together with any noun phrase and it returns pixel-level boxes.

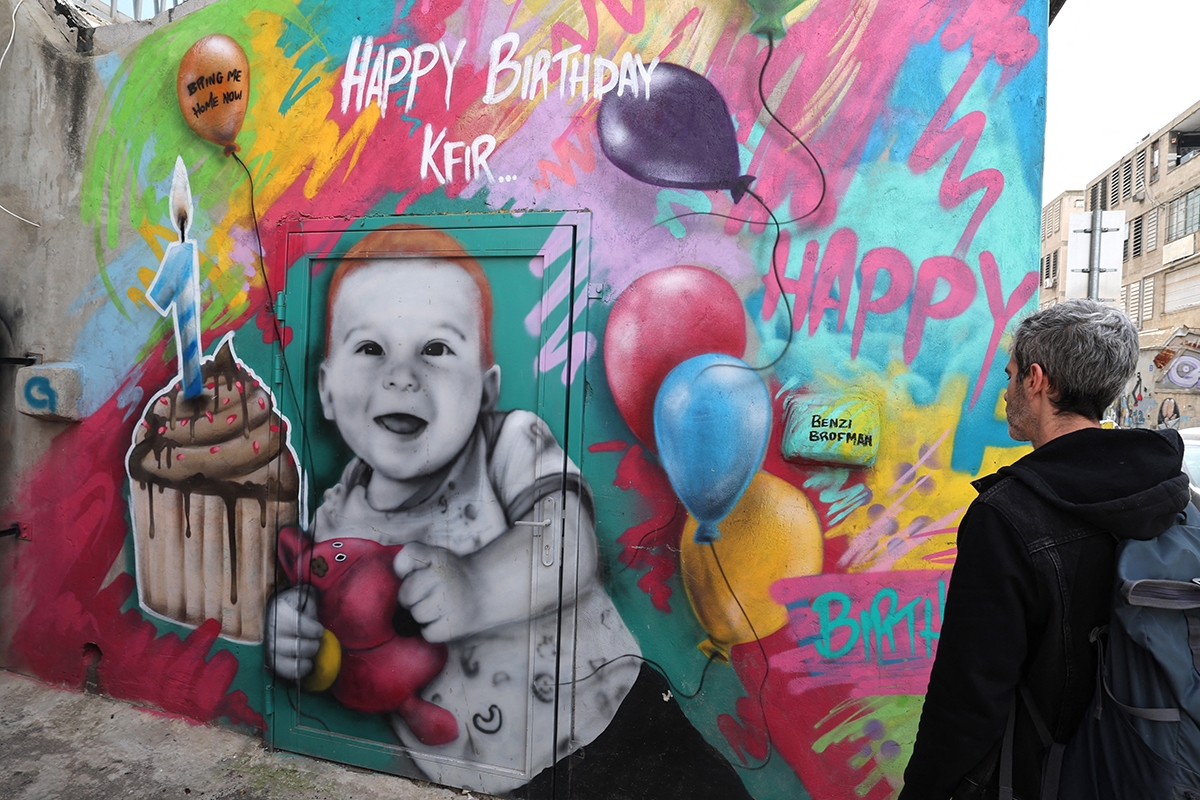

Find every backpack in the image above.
[1001,504,1200,800]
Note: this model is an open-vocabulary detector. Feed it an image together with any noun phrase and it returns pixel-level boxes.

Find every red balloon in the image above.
[604,266,747,449]
[177,34,250,155]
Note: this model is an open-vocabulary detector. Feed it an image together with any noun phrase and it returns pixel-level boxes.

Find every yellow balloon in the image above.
[680,471,823,663]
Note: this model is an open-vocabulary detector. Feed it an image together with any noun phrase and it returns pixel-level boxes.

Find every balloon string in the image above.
[230,149,328,686]
[744,187,791,374]
[654,32,827,230]
[612,500,683,579]
[683,188,792,378]
[710,543,775,771]
[559,650,719,701]
[758,32,827,224]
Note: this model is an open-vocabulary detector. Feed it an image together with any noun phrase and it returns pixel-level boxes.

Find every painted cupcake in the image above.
[127,336,299,642]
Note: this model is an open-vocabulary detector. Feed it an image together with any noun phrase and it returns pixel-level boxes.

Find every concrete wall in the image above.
[0,0,1049,797]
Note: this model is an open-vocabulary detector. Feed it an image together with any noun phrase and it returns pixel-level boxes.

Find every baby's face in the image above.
[320,260,498,490]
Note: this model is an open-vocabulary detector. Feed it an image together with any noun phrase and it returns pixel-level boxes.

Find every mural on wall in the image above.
[0,0,1050,797]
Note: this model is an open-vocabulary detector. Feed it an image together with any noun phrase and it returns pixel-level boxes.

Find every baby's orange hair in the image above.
[325,225,494,366]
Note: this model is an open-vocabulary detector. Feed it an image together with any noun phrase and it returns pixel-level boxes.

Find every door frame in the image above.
[265,211,593,791]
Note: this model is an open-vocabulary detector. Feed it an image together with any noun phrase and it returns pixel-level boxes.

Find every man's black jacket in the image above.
[900,427,1190,799]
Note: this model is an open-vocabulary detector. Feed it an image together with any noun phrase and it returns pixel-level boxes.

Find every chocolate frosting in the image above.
[128,339,299,603]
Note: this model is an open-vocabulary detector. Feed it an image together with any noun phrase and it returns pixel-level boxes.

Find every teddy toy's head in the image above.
[276,526,405,650]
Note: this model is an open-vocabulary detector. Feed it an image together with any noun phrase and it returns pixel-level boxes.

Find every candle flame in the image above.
[169,155,194,240]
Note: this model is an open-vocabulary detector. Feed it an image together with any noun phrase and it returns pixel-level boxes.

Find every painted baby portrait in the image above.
[266,225,643,794]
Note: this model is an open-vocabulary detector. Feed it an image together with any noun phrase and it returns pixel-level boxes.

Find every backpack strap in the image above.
[999,683,1065,800]
[1090,623,1182,723]
[1000,694,1018,800]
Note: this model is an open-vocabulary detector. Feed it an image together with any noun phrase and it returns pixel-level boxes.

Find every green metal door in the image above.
[270,213,592,796]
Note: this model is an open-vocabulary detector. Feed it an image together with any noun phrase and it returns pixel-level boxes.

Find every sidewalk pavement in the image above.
[0,669,500,800]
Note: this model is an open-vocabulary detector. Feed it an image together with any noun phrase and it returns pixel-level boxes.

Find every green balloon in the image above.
[746,0,807,38]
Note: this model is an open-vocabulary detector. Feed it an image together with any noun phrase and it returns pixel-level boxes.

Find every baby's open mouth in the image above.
[375,413,427,436]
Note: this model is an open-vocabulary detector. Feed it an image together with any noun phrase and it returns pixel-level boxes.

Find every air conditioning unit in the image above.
[1044,277,1056,289]
[1133,191,1147,202]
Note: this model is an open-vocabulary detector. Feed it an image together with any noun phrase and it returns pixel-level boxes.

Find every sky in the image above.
[1043,0,1200,203]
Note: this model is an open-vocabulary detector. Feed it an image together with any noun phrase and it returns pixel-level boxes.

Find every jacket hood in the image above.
[981,427,1190,541]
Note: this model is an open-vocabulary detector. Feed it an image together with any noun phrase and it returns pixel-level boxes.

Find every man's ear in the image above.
[318,362,336,421]
[1026,363,1051,399]
[481,364,501,411]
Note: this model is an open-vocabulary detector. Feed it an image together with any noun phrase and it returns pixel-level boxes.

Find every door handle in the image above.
[516,496,558,567]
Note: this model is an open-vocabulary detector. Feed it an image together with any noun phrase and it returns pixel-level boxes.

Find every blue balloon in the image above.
[653,354,771,544]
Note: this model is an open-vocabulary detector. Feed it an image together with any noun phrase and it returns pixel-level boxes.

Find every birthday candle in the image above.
[147,156,204,399]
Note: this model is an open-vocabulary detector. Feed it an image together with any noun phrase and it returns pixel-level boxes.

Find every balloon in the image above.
[597,63,755,202]
[745,0,810,39]
[177,34,250,155]
[604,266,747,450]
[680,471,823,662]
[654,354,771,543]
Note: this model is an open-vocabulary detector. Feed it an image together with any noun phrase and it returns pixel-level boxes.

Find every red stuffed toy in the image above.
[276,526,458,746]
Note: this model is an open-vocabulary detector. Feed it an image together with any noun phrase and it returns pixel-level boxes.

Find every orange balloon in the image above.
[177,35,249,154]
[680,471,823,663]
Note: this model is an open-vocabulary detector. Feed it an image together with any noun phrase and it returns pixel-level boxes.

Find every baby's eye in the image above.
[422,341,455,357]
[355,341,383,356]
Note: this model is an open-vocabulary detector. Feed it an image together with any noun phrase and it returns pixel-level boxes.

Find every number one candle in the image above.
[148,156,203,399]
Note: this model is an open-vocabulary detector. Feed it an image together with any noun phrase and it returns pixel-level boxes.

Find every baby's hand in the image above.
[393,543,477,643]
[266,585,324,680]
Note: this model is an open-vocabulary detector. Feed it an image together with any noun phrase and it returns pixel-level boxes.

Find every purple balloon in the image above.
[598,63,754,202]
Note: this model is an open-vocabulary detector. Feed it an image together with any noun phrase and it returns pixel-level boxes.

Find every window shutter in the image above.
[1142,277,1154,323]
[1166,266,1200,313]
[1123,159,1133,200]
[1147,207,1159,251]
[1132,216,1144,258]
[1111,168,1121,208]
[1136,149,1147,190]
[1128,280,1142,323]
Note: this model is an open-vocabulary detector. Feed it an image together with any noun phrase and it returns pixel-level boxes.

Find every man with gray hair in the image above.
[899,299,1190,799]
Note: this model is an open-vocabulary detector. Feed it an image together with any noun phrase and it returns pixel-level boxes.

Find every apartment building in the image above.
[1038,189,1084,308]
[1039,99,1200,429]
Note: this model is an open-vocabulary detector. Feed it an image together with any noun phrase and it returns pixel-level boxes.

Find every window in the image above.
[1110,168,1121,208]
[1171,131,1200,169]
[1136,149,1147,191]
[1166,265,1200,313]
[1040,251,1060,287]
[1167,188,1200,243]
[1122,159,1133,200]
[1127,280,1142,323]
[1090,178,1109,211]
[1123,229,1130,262]
[1125,278,1153,327]
[1147,207,1158,252]
[1041,202,1060,241]
[1152,140,1161,183]
[1131,215,1144,259]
